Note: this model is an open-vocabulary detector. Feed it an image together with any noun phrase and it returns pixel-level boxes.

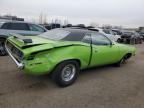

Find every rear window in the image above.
[39,29,71,40]
[39,29,85,41]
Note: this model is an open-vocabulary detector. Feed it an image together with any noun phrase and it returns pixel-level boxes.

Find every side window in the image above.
[81,34,91,44]
[29,24,45,32]
[91,33,111,45]
[103,29,111,34]
[11,23,30,30]
[1,23,11,29]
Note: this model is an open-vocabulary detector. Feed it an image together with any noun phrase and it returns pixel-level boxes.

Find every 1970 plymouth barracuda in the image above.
[5,28,136,87]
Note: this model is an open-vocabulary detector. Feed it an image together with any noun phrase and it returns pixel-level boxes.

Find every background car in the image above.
[90,28,121,42]
[139,32,144,41]
[121,31,143,44]
[112,29,123,36]
[0,21,47,56]
[6,28,136,87]
[44,23,61,30]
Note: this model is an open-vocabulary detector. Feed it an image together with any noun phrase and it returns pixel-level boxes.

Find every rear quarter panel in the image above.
[23,44,91,75]
[41,45,91,69]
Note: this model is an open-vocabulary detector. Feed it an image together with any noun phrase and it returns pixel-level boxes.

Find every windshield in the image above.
[39,29,71,40]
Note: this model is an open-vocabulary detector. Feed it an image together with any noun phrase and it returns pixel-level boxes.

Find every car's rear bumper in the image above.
[5,43,24,69]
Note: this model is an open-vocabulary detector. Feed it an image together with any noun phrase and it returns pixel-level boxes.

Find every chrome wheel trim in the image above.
[61,64,76,82]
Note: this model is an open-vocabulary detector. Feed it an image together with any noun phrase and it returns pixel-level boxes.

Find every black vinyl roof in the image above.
[39,28,96,41]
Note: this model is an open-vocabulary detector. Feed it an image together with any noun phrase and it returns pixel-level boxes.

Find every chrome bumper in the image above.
[5,43,24,69]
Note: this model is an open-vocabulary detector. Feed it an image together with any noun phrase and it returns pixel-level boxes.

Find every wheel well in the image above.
[60,59,81,67]
[125,53,132,59]
[55,59,81,69]
[50,59,81,75]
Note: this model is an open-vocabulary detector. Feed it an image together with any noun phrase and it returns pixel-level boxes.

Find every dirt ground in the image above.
[0,43,144,108]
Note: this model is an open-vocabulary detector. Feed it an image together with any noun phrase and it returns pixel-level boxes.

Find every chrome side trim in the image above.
[5,42,24,69]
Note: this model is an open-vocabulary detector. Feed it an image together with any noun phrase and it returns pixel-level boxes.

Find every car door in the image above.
[90,33,120,67]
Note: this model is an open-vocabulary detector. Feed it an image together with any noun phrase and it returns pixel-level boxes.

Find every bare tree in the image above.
[39,12,43,24]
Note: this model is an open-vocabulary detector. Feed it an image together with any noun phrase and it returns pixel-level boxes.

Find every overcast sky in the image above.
[0,0,144,27]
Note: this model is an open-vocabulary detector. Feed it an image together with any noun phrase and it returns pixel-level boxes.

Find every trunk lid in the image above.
[8,36,55,48]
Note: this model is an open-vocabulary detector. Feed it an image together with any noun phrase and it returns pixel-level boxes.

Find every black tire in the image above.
[52,60,80,87]
[126,39,130,44]
[117,38,121,43]
[130,38,135,44]
[0,40,7,56]
[115,55,128,67]
[139,38,142,44]
[135,38,139,44]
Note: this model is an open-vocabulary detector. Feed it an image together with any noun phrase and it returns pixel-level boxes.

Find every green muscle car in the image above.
[5,28,136,87]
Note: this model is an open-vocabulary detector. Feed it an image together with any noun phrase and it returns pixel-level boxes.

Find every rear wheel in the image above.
[135,38,139,44]
[52,60,80,87]
[129,38,135,44]
[139,38,143,44]
[117,38,121,43]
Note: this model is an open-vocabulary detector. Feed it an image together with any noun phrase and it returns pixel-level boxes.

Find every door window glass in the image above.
[29,24,45,32]
[91,33,111,45]
[81,34,91,44]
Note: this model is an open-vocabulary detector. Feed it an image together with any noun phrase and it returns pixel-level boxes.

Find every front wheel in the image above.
[52,60,80,87]
[115,55,128,67]
[129,38,135,44]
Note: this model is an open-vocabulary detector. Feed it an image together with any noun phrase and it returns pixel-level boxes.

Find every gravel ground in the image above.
[0,44,144,108]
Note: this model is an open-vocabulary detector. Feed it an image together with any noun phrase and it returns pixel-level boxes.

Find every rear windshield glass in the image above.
[39,29,71,40]
[39,29,85,41]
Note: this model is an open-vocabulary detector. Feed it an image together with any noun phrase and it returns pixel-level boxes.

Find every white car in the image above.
[90,28,121,42]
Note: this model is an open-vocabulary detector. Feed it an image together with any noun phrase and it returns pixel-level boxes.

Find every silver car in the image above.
[0,21,47,56]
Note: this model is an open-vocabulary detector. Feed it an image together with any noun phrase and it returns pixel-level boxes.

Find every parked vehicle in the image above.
[139,32,144,41]
[112,29,123,36]
[0,21,47,56]
[121,31,143,44]
[90,28,121,42]
[44,23,61,30]
[5,28,136,87]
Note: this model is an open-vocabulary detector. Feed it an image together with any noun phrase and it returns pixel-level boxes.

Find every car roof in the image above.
[0,20,39,25]
[60,28,97,34]
[39,28,100,41]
